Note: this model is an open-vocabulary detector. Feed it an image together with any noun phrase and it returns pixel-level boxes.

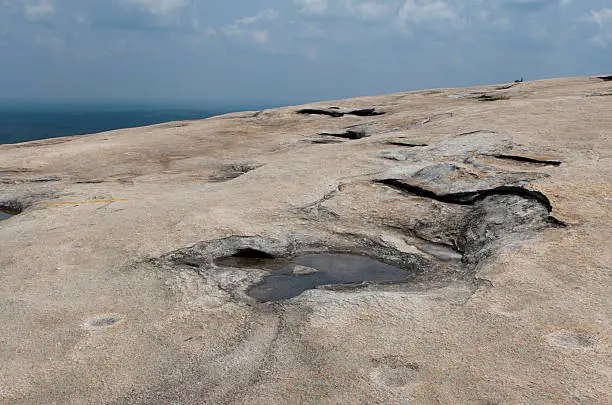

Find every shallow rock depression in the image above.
[217,253,413,302]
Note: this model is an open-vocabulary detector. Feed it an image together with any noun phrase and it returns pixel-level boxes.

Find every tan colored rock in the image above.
[0,76,610,404]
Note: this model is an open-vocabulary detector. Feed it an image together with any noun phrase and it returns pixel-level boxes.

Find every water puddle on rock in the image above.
[0,211,14,221]
[215,252,412,302]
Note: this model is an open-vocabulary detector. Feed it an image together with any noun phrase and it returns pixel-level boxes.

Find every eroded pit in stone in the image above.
[0,208,19,221]
[209,162,263,183]
[319,127,369,140]
[475,94,509,102]
[83,314,122,329]
[297,107,385,117]
[215,253,415,302]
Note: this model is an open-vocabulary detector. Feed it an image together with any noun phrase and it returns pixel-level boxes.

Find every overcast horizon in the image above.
[1,0,611,105]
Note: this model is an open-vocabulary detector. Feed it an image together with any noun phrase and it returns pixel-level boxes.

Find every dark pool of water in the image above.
[0,211,13,221]
[215,253,412,302]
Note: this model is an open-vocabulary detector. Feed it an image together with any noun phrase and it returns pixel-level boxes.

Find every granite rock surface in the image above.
[0,76,610,404]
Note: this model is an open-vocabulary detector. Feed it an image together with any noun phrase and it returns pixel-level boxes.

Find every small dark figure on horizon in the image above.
[515,77,524,83]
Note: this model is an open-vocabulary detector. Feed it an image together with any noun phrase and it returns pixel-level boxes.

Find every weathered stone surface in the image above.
[0,76,610,404]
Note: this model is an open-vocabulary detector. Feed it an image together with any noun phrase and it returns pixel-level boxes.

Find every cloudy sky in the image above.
[0,0,610,105]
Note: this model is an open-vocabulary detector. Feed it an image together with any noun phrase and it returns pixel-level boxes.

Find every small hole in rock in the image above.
[319,128,369,140]
[215,248,279,270]
[0,207,20,221]
[233,248,276,259]
[309,139,344,144]
[90,317,119,327]
[386,142,428,147]
[475,94,509,102]
[83,315,122,329]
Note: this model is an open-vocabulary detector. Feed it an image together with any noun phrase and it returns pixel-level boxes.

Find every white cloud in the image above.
[585,8,612,48]
[295,0,328,15]
[397,0,456,25]
[588,8,612,28]
[122,0,187,15]
[295,0,464,24]
[24,0,54,20]
[353,1,392,20]
[224,27,271,45]
[293,21,328,39]
[222,8,278,46]
[236,9,279,25]
[249,30,270,45]
[76,12,87,24]
[295,0,393,21]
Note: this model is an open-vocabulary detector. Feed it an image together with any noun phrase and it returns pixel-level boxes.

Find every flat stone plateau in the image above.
[0,76,610,405]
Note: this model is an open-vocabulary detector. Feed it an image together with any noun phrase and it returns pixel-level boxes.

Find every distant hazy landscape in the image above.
[0,103,245,144]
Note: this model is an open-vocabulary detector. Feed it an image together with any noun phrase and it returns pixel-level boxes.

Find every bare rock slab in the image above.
[0,75,610,405]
